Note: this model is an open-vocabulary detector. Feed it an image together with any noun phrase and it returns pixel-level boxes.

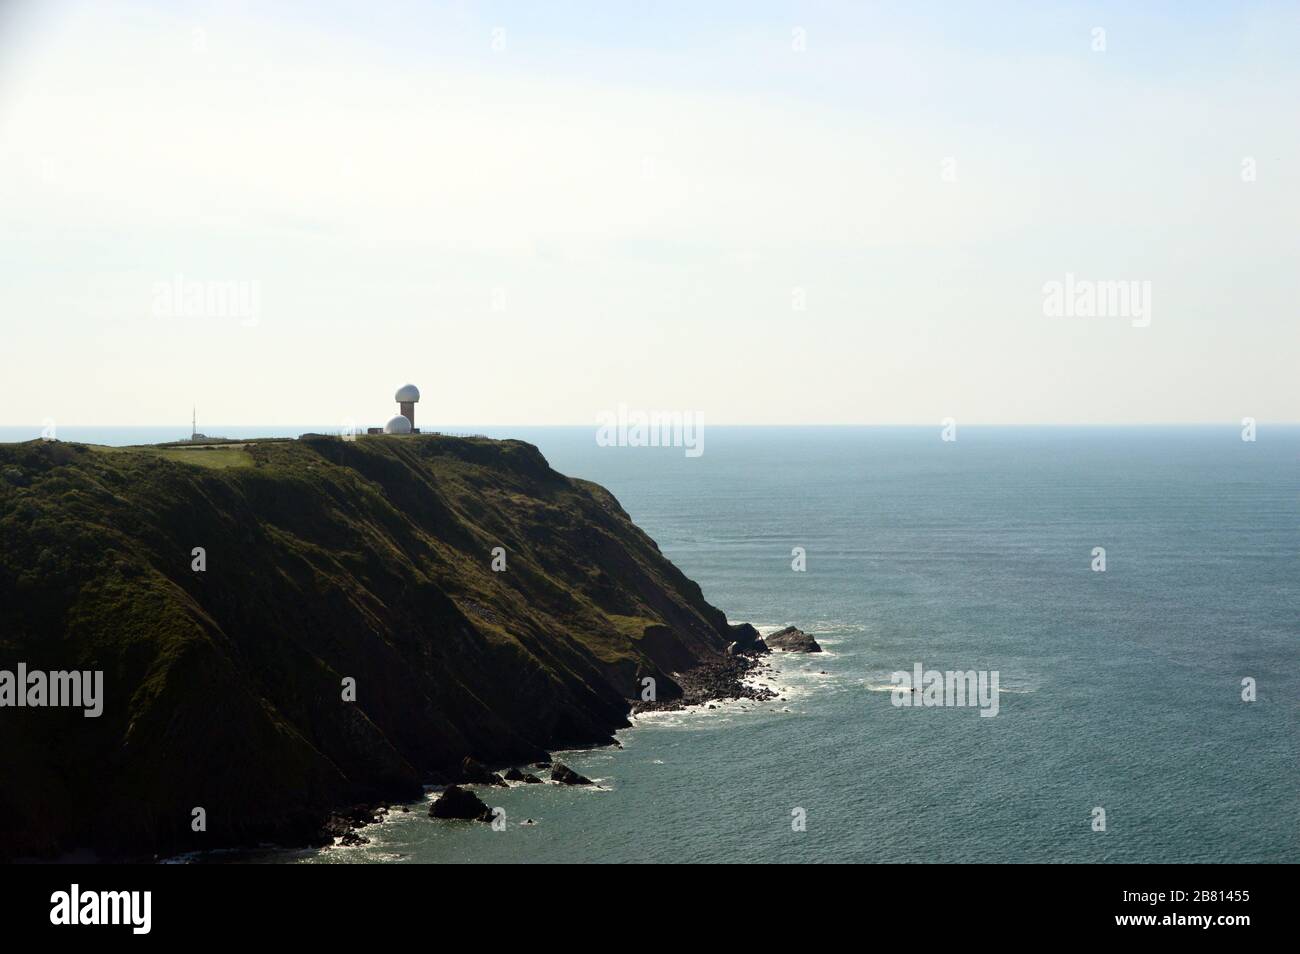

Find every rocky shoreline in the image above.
[629,653,778,714]
[318,635,794,847]
[315,755,603,842]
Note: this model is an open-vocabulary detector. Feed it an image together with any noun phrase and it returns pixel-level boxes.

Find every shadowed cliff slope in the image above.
[0,435,734,859]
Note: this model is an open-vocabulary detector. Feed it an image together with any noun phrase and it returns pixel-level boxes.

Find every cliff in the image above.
[0,435,737,859]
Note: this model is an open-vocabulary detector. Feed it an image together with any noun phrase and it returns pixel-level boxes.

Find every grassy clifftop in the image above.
[0,434,733,859]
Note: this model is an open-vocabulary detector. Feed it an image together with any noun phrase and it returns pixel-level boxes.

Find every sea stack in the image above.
[764,626,822,653]
[429,785,493,821]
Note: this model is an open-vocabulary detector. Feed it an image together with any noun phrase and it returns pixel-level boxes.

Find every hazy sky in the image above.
[1,0,1296,427]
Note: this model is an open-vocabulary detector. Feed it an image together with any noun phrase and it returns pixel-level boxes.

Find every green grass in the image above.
[608,613,660,640]
[83,443,253,468]
[148,446,253,468]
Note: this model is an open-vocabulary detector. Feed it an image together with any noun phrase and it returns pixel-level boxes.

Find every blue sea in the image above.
[7,425,1296,863]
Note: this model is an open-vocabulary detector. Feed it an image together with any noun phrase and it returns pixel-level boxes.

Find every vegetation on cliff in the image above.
[0,434,737,859]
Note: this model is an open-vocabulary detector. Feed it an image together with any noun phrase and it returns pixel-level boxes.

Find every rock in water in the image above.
[429,785,492,820]
[459,756,507,787]
[726,622,770,656]
[765,626,822,653]
[503,767,525,782]
[549,763,593,786]
[521,773,543,784]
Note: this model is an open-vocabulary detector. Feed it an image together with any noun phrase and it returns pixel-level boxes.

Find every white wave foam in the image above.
[865,682,1033,695]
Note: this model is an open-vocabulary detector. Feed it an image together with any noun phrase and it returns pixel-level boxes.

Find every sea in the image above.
[5,424,1296,863]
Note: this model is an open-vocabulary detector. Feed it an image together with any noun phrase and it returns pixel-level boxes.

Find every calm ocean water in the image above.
[8,425,1296,863]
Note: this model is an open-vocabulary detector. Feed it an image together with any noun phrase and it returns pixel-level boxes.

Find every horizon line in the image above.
[4,422,1298,430]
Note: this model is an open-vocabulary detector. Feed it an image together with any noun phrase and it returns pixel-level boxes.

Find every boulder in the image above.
[429,785,492,821]
[503,767,525,782]
[521,773,543,784]
[764,626,822,653]
[458,756,507,787]
[343,803,378,825]
[549,763,594,786]
[320,814,352,839]
[726,623,769,656]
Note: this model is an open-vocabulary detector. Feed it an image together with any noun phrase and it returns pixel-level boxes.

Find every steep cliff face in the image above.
[0,435,733,859]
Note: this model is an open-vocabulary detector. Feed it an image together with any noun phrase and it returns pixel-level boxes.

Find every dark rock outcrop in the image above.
[521,773,543,784]
[320,803,387,846]
[632,654,777,713]
[503,767,525,782]
[765,626,822,653]
[429,785,493,821]
[549,763,594,786]
[459,757,507,787]
[726,623,769,656]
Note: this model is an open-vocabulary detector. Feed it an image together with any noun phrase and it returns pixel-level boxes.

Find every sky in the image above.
[0,0,1297,427]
